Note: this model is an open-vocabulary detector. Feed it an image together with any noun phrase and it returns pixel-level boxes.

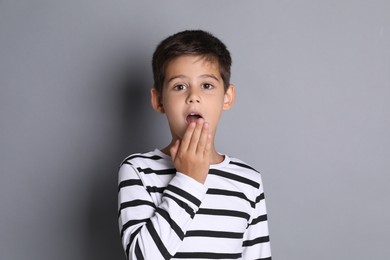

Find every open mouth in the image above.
[186,113,203,124]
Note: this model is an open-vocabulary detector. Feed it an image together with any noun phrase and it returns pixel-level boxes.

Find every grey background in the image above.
[1,0,389,259]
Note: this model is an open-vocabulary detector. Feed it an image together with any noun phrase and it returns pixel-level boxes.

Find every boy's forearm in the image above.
[118,164,207,259]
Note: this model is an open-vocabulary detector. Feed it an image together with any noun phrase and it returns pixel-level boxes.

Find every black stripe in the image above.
[118,200,156,217]
[256,257,272,260]
[166,184,202,207]
[146,222,172,260]
[125,226,143,257]
[134,240,145,260]
[256,193,265,203]
[121,161,133,166]
[186,230,244,239]
[146,186,165,193]
[229,161,259,173]
[156,208,185,240]
[198,208,250,221]
[250,214,268,225]
[122,154,163,166]
[164,193,195,218]
[207,188,255,208]
[174,252,242,259]
[121,218,148,237]
[242,236,270,247]
[118,179,143,191]
[137,167,176,175]
[209,169,260,189]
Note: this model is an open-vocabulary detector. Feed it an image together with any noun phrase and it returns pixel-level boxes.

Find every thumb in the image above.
[169,139,180,161]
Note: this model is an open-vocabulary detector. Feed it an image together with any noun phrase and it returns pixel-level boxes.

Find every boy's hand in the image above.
[170,119,211,184]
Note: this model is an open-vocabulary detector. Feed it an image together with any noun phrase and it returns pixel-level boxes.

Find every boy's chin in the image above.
[171,131,185,141]
[174,133,185,141]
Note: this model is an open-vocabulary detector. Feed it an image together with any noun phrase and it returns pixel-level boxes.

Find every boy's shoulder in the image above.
[226,156,260,174]
[120,149,170,168]
[214,154,264,187]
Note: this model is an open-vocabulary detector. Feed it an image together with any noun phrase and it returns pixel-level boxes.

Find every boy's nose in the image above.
[186,90,201,103]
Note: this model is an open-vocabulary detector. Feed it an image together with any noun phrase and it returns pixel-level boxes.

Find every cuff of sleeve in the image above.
[169,171,208,208]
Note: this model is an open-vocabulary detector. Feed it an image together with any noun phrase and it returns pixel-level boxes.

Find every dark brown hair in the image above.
[152,30,232,93]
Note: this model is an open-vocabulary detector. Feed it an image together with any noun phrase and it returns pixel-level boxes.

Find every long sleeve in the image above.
[241,176,272,260]
[118,163,208,259]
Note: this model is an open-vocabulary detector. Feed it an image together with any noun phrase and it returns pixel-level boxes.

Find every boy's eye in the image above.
[202,83,214,90]
[173,84,187,91]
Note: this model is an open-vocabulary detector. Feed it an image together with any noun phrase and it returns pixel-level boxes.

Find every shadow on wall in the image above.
[85,57,152,259]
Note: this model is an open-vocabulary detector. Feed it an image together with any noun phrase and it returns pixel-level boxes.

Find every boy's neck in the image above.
[160,143,224,165]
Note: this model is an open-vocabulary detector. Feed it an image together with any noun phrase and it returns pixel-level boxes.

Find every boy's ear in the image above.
[223,84,235,110]
[150,88,165,113]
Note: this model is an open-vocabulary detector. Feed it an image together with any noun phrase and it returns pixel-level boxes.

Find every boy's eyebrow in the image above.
[199,74,220,81]
[166,75,188,83]
[166,74,220,83]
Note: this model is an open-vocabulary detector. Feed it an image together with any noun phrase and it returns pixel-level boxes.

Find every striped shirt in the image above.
[118,149,271,259]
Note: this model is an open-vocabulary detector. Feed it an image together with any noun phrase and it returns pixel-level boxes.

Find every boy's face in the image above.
[151,55,235,141]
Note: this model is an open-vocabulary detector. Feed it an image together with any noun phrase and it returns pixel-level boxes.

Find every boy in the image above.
[118,30,271,259]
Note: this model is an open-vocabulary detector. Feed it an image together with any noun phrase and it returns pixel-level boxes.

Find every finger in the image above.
[196,122,209,154]
[180,122,196,151]
[204,127,213,157]
[169,139,180,161]
[204,133,212,156]
[188,119,204,152]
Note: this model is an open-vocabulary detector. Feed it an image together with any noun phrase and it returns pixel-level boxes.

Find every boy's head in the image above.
[152,30,232,94]
[150,30,235,142]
